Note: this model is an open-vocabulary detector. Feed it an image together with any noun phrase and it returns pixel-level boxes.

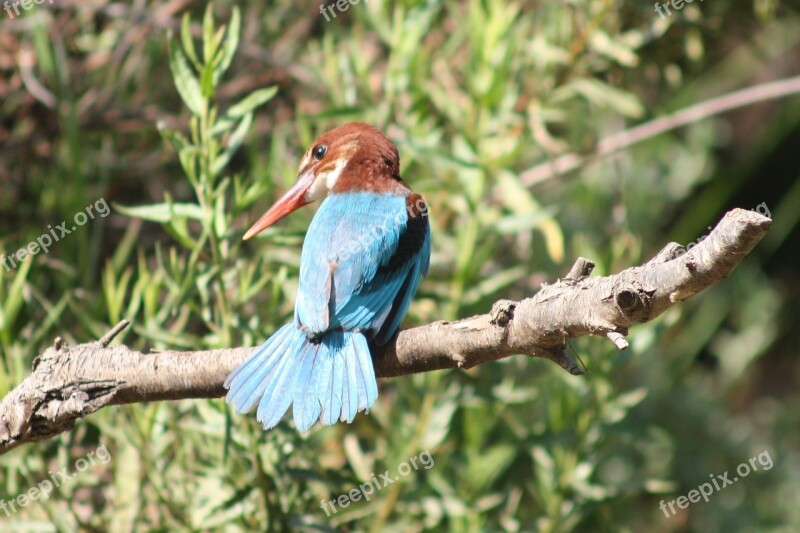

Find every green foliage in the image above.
[1,1,799,531]
[112,4,279,352]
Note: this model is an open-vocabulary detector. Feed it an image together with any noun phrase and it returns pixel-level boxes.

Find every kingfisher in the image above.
[225,122,431,431]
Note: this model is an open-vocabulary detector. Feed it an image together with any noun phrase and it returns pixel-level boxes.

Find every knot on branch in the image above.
[490,300,516,327]
[606,280,652,323]
[615,288,641,315]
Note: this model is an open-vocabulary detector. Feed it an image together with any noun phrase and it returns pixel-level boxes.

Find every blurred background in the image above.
[1,0,799,531]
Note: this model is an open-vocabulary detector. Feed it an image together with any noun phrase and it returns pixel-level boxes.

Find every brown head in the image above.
[243,122,404,240]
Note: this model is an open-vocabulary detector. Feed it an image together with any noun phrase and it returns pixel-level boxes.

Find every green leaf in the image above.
[558,78,645,118]
[168,37,204,116]
[164,217,198,249]
[0,252,32,344]
[537,217,565,263]
[214,7,241,84]
[157,122,191,152]
[227,87,278,117]
[67,298,110,340]
[467,445,517,493]
[178,146,199,186]
[209,116,237,136]
[213,113,253,176]
[603,388,648,424]
[200,61,216,99]
[110,221,140,277]
[25,291,70,353]
[202,4,216,63]
[213,181,228,236]
[462,265,527,305]
[103,263,133,326]
[495,171,564,262]
[114,202,206,223]
[180,13,201,70]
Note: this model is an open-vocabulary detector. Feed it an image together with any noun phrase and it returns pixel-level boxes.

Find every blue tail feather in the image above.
[225,324,293,412]
[256,340,306,428]
[293,344,323,431]
[321,350,344,425]
[341,342,359,422]
[354,334,378,408]
[225,325,378,431]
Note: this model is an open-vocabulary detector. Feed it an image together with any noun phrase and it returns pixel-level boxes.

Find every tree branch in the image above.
[0,208,770,455]
[518,75,800,186]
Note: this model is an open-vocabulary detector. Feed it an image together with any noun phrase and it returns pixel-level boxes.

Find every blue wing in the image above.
[295,191,430,343]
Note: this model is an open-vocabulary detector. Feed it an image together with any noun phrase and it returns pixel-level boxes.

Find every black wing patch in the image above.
[369,193,430,346]
[382,193,429,273]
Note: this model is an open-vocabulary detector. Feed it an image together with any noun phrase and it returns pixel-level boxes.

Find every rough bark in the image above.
[0,208,770,455]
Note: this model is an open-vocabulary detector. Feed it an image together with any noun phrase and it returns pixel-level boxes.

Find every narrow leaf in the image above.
[180,13,201,69]
[214,7,241,83]
[213,113,253,175]
[168,37,204,116]
[114,202,206,223]
[203,4,216,63]
[227,87,278,117]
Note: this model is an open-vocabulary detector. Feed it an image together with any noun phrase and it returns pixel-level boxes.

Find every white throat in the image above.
[307,158,348,201]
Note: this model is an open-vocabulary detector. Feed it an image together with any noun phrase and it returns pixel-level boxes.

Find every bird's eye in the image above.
[313,145,328,160]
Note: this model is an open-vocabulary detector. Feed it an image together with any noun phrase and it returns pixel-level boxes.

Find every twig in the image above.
[520,75,800,186]
[97,320,130,348]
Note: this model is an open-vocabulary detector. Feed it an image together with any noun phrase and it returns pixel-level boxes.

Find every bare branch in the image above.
[518,75,800,186]
[0,208,770,455]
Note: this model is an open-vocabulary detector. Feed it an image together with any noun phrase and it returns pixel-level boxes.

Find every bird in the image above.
[225,122,431,431]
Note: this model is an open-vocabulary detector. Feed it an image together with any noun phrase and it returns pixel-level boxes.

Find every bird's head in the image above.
[243,122,400,240]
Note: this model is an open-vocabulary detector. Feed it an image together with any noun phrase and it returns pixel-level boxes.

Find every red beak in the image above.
[243,168,317,240]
